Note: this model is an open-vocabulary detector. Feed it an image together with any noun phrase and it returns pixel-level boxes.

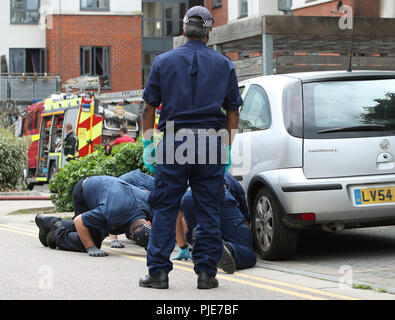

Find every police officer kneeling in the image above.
[35,176,152,255]
[139,6,242,289]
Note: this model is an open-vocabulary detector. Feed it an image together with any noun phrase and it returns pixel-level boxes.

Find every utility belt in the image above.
[165,128,227,136]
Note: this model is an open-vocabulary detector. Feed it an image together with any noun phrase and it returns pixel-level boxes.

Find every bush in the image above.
[49,138,150,212]
[0,127,29,191]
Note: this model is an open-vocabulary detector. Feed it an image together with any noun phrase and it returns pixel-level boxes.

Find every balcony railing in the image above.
[0,73,61,104]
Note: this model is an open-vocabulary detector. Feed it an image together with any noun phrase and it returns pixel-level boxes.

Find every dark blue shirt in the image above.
[224,173,249,222]
[143,40,243,131]
[119,169,155,192]
[80,176,152,237]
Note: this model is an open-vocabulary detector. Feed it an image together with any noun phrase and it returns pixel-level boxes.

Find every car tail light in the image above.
[290,213,316,221]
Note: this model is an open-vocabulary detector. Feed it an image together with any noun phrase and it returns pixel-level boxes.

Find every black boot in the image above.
[197,272,219,289]
[139,270,169,289]
[46,221,62,249]
[35,214,61,247]
[218,242,236,274]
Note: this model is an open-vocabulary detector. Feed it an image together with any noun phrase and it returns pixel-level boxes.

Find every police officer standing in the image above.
[139,6,242,290]
[63,123,79,162]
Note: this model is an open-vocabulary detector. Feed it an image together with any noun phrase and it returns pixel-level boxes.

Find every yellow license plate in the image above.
[354,187,395,205]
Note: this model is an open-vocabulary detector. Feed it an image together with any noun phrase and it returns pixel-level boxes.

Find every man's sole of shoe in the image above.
[36,215,49,247]
[35,215,61,247]
[139,273,169,289]
[197,274,219,290]
[139,281,169,289]
[218,243,236,274]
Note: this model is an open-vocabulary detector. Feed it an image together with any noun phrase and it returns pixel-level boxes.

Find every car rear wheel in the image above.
[252,187,299,260]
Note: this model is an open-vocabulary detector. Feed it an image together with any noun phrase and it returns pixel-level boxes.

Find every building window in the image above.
[143,2,186,38]
[239,0,248,18]
[10,0,40,24]
[213,0,222,8]
[80,47,111,89]
[9,48,46,73]
[80,0,110,11]
[143,52,157,86]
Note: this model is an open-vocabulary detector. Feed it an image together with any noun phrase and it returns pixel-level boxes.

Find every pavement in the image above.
[1,187,395,298]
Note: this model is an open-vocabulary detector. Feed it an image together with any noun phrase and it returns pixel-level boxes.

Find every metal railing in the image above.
[0,73,61,104]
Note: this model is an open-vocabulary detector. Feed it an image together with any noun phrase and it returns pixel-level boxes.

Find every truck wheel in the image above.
[252,187,299,260]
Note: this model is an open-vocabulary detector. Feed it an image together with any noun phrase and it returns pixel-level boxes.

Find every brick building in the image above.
[46,0,143,92]
[1,0,143,96]
[47,14,142,92]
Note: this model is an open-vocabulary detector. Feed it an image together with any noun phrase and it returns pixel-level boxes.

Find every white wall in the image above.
[46,0,141,15]
[291,0,334,10]
[381,0,395,18]
[0,0,46,66]
[228,0,282,22]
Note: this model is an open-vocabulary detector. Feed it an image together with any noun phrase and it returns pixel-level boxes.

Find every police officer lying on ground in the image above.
[176,173,257,273]
[35,175,152,256]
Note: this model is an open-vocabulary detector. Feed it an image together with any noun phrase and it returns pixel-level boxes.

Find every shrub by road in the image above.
[0,126,29,191]
[49,138,150,212]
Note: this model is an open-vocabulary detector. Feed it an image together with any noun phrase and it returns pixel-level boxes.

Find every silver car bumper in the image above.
[255,168,395,225]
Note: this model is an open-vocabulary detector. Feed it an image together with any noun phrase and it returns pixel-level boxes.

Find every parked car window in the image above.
[303,79,395,139]
[238,84,271,131]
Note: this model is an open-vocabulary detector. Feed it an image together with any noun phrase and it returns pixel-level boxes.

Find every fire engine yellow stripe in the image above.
[78,121,103,150]
[79,111,91,125]
[31,134,40,142]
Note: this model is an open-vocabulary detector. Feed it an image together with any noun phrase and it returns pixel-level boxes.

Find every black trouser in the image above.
[53,219,104,252]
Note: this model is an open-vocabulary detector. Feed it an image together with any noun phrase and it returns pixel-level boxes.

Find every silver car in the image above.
[230,70,395,260]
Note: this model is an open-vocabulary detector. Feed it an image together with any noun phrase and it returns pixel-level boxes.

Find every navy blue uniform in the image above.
[119,169,155,192]
[143,40,243,277]
[50,176,152,252]
[181,174,256,270]
[143,40,242,131]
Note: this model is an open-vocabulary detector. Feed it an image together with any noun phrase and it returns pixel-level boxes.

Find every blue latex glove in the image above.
[142,138,156,175]
[171,247,192,261]
[225,145,232,173]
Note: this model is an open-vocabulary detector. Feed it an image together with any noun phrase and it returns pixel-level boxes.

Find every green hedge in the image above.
[49,138,150,212]
[0,127,29,191]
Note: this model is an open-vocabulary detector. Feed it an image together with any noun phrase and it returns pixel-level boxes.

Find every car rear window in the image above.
[303,79,395,139]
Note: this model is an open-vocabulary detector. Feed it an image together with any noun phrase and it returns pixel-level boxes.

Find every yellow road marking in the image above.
[107,250,341,300]
[0,225,361,300]
[0,226,37,237]
[232,272,359,300]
